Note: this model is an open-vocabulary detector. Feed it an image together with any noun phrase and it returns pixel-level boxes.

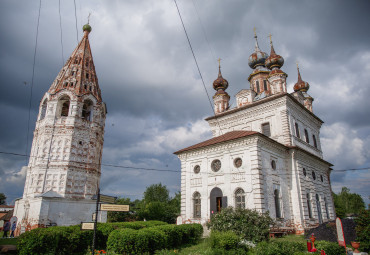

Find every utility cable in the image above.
[58,0,65,66]
[26,0,42,159]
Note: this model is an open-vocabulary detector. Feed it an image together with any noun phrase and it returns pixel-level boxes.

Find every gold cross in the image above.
[296,61,299,69]
[217,58,222,68]
[253,27,256,37]
[268,33,272,44]
[88,12,91,24]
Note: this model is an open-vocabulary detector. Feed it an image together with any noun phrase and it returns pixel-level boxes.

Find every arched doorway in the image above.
[210,187,227,216]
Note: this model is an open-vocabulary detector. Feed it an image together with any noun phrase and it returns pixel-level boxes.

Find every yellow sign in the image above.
[100,204,129,212]
[100,195,116,204]
[81,222,95,230]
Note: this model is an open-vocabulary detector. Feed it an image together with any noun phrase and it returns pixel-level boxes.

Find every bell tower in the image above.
[14,24,107,233]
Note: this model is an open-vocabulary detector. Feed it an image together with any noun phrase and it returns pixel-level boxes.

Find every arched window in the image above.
[40,99,47,120]
[82,100,93,121]
[304,129,310,143]
[307,193,313,218]
[324,197,330,219]
[313,135,317,148]
[193,192,201,218]
[256,80,260,93]
[295,122,300,138]
[263,80,268,91]
[274,189,281,218]
[235,188,245,209]
[60,96,70,117]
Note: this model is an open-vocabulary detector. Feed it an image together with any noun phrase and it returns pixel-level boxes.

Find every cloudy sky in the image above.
[0,0,369,206]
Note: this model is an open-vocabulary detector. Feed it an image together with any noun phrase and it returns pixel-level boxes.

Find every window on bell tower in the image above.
[82,99,93,121]
[59,96,70,117]
[263,80,268,91]
[256,80,260,93]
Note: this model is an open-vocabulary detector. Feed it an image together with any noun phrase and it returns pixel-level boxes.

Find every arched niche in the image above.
[210,187,226,215]
[39,99,48,120]
[59,95,71,117]
[82,99,94,121]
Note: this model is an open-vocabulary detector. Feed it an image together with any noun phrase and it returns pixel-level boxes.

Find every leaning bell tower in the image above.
[14,23,107,234]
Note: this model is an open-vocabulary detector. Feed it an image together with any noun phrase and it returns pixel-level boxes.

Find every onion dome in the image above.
[83,24,92,33]
[293,64,310,92]
[248,30,268,69]
[265,36,284,70]
[213,62,229,91]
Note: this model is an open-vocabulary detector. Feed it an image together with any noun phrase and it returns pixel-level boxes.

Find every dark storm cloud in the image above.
[1,0,369,204]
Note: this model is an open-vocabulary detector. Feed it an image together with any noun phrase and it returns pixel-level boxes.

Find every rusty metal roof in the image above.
[174,130,258,154]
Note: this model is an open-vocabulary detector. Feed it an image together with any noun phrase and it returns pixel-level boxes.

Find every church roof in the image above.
[48,24,102,102]
[174,130,258,154]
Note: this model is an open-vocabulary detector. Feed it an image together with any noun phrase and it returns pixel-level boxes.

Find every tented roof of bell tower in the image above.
[48,24,102,102]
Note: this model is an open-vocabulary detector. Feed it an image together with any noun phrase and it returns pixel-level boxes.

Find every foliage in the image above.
[108,220,168,230]
[332,187,365,217]
[210,231,240,251]
[137,184,181,224]
[144,183,170,203]
[155,224,184,248]
[250,240,306,255]
[107,223,203,254]
[355,209,370,252]
[315,240,346,255]
[0,192,6,205]
[107,197,140,222]
[206,207,273,243]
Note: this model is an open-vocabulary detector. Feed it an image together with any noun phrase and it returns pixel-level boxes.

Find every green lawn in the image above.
[0,237,18,246]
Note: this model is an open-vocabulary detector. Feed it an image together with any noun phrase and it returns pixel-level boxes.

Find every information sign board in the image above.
[99,195,116,204]
[81,222,95,230]
[100,204,129,212]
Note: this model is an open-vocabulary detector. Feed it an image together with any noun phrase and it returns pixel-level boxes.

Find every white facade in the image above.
[14,25,107,234]
[175,35,335,234]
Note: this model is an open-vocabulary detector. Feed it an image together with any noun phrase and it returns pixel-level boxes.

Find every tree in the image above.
[107,197,140,222]
[333,187,366,217]
[0,193,6,205]
[137,183,180,224]
[143,183,169,203]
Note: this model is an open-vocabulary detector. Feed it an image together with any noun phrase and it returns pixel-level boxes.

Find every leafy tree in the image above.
[333,187,365,217]
[143,183,169,203]
[138,184,180,224]
[355,209,370,252]
[107,197,140,222]
[0,193,6,205]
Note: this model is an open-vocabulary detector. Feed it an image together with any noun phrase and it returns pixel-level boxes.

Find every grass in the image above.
[0,237,18,246]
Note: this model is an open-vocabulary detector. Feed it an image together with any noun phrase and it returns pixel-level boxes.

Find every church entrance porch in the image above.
[210,187,227,216]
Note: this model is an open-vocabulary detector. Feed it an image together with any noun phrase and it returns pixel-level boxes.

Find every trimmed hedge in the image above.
[107,223,203,254]
[17,221,167,255]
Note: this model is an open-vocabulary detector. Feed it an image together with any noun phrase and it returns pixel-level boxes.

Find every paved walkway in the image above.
[0,245,17,254]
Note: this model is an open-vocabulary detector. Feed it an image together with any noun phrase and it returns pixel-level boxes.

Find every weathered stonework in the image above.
[14,25,107,235]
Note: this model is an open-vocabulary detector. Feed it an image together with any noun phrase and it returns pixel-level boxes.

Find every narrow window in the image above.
[271,160,276,170]
[84,84,87,90]
[64,82,68,88]
[89,86,92,91]
[303,168,307,176]
[40,99,47,120]
[82,100,93,121]
[313,135,317,148]
[307,193,313,218]
[295,122,300,138]
[262,122,271,137]
[193,192,201,218]
[60,96,70,117]
[304,129,310,143]
[71,71,75,76]
[256,80,260,93]
[274,189,281,218]
[312,171,316,180]
[85,60,89,67]
[235,188,245,209]
[324,197,330,219]
[316,194,323,224]
[263,80,268,91]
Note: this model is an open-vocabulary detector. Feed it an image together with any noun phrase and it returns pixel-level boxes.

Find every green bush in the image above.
[106,228,138,254]
[207,207,273,243]
[155,224,183,248]
[355,209,370,252]
[108,220,167,230]
[315,240,346,255]
[251,240,306,255]
[210,231,240,250]
[176,223,203,244]
[17,225,92,255]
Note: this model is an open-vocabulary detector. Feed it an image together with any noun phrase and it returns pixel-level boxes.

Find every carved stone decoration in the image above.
[193,165,200,174]
[211,159,221,172]
[234,157,242,168]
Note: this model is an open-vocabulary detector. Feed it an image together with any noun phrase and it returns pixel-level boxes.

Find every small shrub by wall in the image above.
[210,231,240,250]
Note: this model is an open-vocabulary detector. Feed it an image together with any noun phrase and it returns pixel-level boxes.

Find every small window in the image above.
[193,165,200,174]
[40,99,47,120]
[271,160,276,170]
[312,171,316,180]
[60,96,70,117]
[84,85,87,90]
[262,122,271,137]
[193,192,201,218]
[303,168,307,176]
[307,193,313,218]
[256,80,260,93]
[320,175,323,182]
[86,73,89,79]
[235,188,245,209]
[295,123,300,138]
[89,86,92,91]
[234,158,242,168]
[263,80,268,91]
[64,82,68,88]
[82,100,93,121]
[211,159,221,172]
[85,60,89,67]
[274,189,281,218]
[313,135,317,148]
[304,129,310,143]
[71,71,75,76]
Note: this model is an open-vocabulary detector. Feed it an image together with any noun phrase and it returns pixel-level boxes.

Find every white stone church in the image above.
[14,24,107,234]
[174,33,335,234]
